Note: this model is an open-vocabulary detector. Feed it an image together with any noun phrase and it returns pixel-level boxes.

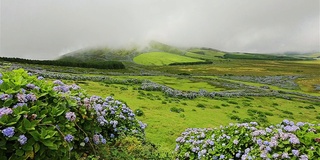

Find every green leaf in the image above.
[22,118,35,131]
[29,131,40,141]
[22,144,33,151]
[15,150,24,156]
[34,143,40,153]
[41,140,54,147]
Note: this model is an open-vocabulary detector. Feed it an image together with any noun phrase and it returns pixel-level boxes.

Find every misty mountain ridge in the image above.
[58,41,318,63]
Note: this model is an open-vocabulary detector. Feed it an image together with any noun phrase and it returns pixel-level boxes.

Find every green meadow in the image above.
[133,52,204,66]
[1,42,319,156]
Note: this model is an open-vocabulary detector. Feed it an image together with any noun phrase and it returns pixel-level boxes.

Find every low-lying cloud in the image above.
[1,0,319,59]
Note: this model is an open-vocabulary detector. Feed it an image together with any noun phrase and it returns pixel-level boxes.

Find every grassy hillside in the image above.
[223,53,302,60]
[185,48,225,60]
[133,52,204,66]
[59,47,139,62]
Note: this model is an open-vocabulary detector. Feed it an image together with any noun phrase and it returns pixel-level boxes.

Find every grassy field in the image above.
[75,79,320,152]
[1,48,320,155]
[133,52,204,66]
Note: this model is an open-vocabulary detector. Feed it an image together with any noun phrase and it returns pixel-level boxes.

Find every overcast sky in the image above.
[1,0,319,59]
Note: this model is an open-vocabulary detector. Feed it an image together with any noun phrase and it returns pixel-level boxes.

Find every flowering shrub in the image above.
[0,69,146,159]
[175,120,320,159]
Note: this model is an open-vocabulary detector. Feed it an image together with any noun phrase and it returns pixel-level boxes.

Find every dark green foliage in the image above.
[223,53,302,60]
[196,103,206,108]
[177,73,191,76]
[282,110,293,115]
[101,137,171,160]
[264,112,274,116]
[134,109,144,117]
[229,115,241,121]
[227,100,238,104]
[211,105,221,109]
[170,107,184,113]
[169,61,213,66]
[304,105,315,109]
[221,104,229,107]
[0,57,125,69]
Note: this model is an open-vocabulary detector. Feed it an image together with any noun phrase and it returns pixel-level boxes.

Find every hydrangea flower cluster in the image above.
[18,135,28,145]
[64,134,74,142]
[0,69,147,159]
[175,120,320,159]
[0,73,3,85]
[2,127,15,138]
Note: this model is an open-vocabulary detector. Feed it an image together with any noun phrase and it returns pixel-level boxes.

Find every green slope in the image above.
[133,52,204,66]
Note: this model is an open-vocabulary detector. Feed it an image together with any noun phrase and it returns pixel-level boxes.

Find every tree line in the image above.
[0,57,125,69]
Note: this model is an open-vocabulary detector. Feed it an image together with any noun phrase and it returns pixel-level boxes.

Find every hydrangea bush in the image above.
[175,120,320,159]
[0,69,146,159]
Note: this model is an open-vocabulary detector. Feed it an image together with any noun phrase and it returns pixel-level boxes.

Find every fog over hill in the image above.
[1,0,319,60]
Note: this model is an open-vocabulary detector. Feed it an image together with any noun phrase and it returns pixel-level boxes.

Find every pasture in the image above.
[133,52,204,66]
[1,49,320,158]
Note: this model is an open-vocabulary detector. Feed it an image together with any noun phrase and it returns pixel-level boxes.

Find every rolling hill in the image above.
[58,41,316,66]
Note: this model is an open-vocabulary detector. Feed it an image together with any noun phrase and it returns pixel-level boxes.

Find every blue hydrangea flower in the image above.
[292,149,299,157]
[236,153,241,158]
[0,80,3,85]
[65,112,76,121]
[37,76,44,80]
[64,134,74,142]
[101,138,106,144]
[18,135,28,145]
[0,107,13,118]
[0,94,12,101]
[84,137,89,143]
[2,127,15,137]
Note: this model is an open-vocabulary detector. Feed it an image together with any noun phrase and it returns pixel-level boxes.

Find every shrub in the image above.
[0,69,146,159]
[170,107,184,113]
[134,109,144,117]
[174,120,320,159]
[282,110,294,115]
[196,103,206,109]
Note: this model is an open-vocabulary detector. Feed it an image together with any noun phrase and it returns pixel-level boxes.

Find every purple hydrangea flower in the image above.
[0,107,13,118]
[65,112,76,121]
[16,93,27,102]
[289,136,300,144]
[101,138,107,144]
[64,134,74,142]
[93,134,100,144]
[71,84,80,90]
[272,153,279,158]
[26,84,36,89]
[84,137,89,143]
[281,153,290,159]
[26,93,37,102]
[2,127,15,137]
[292,149,299,157]
[219,154,225,159]
[53,80,64,85]
[283,119,290,125]
[37,76,44,80]
[236,153,241,158]
[233,139,239,145]
[0,80,3,85]
[18,135,28,145]
[13,103,27,108]
[300,154,308,160]
[0,94,12,101]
